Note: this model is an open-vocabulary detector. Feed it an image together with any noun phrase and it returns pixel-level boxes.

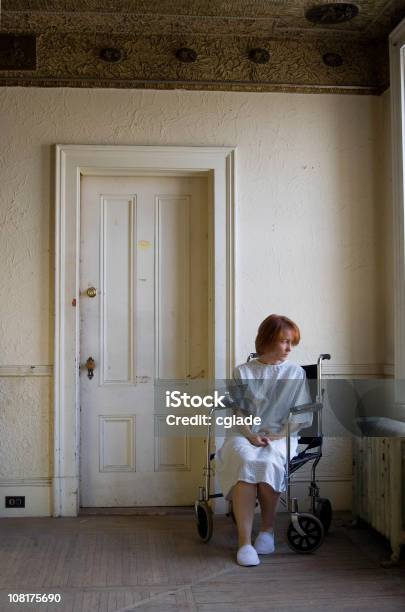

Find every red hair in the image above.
[255,314,301,355]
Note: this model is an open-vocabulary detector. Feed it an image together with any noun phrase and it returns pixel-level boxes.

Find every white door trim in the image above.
[390,20,405,393]
[54,145,236,516]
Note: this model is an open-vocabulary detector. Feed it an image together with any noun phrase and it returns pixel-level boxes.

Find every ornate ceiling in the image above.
[0,1,404,94]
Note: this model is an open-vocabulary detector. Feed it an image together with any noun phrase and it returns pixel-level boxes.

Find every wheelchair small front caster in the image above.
[287,513,324,553]
[314,497,333,534]
[195,501,213,542]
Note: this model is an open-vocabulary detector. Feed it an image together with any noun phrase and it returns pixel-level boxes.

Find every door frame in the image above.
[390,19,405,391]
[53,145,236,516]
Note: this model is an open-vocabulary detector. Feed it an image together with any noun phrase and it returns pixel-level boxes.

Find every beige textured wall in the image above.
[378,89,394,368]
[0,87,392,507]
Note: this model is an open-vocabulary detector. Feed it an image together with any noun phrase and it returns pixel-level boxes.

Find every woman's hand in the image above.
[247,434,271,447]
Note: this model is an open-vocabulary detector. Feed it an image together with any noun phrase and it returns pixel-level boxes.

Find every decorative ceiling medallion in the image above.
[323,52,344,67]
[306,3,359,25]
[99,47,123,63]
[175,47,197,63]
[248,48,270,64]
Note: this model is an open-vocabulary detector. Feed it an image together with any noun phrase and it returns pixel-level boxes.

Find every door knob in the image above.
[85,356,95,379]
[86,287,97,298]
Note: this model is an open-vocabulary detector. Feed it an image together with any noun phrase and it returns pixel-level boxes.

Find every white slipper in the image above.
[254,530,275,554]
[236,544,261,566]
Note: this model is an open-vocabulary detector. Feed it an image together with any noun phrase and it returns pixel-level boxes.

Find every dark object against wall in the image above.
[0,34,36,70]
[305,3,359,25]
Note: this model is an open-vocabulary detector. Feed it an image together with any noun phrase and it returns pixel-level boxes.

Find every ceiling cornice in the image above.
[0,1,402,94]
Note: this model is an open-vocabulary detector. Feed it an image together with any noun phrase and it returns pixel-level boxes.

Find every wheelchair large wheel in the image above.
[194,501,213,542]
[287,513,324,553]
[314,497,332,534]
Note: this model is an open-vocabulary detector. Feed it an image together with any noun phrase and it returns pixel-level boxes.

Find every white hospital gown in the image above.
[216,358,313,499]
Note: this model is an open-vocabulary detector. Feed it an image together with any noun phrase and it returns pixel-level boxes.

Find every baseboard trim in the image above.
[0,479,52,517]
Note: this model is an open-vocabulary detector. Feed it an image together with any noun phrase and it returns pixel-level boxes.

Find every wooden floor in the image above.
[0,511,404,611]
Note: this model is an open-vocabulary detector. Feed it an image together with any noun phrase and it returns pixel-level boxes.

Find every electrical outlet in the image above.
[5,496,25,508]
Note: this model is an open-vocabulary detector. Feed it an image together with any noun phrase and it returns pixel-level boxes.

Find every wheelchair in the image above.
[194,353,332,553]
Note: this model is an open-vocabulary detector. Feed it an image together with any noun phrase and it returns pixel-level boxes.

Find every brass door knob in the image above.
[85,356,95,379]
[86,287,97,298]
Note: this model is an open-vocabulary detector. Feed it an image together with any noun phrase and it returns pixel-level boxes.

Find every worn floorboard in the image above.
[0,512,403,611]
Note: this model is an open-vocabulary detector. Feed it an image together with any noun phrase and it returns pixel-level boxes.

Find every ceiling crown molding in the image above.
[0,0,400,93]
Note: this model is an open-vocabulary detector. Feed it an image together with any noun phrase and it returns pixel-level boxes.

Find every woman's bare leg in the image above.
[232,481,257,547]
[257,482,280,531]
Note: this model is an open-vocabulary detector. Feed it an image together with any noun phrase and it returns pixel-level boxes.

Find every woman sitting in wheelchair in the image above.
[216,313,313,566]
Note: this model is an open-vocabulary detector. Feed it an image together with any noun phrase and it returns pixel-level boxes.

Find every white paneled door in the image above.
[79,175,208,506]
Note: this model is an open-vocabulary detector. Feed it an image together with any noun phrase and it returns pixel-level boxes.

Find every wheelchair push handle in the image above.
[316,354,331,381]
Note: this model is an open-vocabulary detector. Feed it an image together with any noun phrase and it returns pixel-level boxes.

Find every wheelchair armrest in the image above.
[289,402,322,416]
[297,436,322,449]
[210,391,237,412]
[210,403,235,413]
